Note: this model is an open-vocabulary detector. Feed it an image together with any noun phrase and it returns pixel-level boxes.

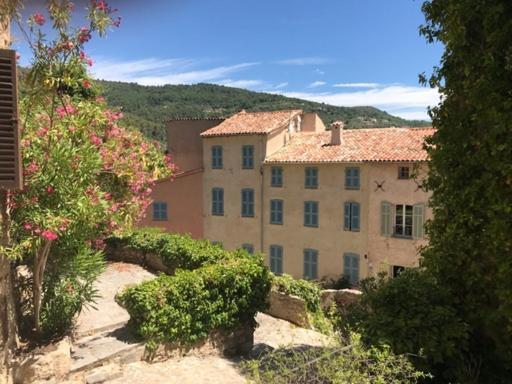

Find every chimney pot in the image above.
[330,121,344,145]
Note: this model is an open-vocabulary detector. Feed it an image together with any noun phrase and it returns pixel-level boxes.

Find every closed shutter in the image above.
[0,49,21,190]
[343,253,360,286]
[343,202,351,230]
[381,201,392,237]
[412,203,425,239]
[351,202,360,230]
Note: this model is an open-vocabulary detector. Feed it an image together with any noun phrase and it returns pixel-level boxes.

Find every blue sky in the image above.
[13,0,442,120]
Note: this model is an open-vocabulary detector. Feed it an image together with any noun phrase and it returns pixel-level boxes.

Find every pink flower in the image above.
[89,134,102,146]
[82,79,91,89]
[78,27,91,44]
[36,127,48,137]
[23,223,32,231]
[41,230,58,241]
[69,125,76,133]
[22,139,31,148]
[79,51,93,66]
[33,13,45,26]
[62,41,74,50]
[46,186,54,194]
[104,192,112,200]
[25,161,39,175]
[15,53,20,61]
[95,1,108,11]
[56,105,76,118]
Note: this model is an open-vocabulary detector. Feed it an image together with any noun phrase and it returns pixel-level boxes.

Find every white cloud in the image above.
[333,82,380,88]
[276,57,330,66]
[276,85,440,121]
[91,58,259,85]
[274,82,289,90]
[308,81,326,88]
[216,79,264,89]
[314,68,325,76]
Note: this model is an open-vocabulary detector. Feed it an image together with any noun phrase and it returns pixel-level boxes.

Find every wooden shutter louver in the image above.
[0,49,21,190]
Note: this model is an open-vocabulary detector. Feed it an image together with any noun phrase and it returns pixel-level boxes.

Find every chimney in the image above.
[330,121,344,146]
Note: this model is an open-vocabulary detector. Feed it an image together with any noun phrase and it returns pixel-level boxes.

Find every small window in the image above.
[241,244,254,254]
[241,188,255,217]
[343,252,360,286]
[212,241,223,248]
[211,145,223,169]
[271,166,283,187]
[270,245,283,275]
[304,201,319,227]
[392,265,405,278]
[394,204,413,237]
[303,249,318,280]
[152,202,168,221]
[211,188,224,216]
[305,167,318,189]
[343,202,360,231]
[345,167,360,190]
[242,145,254,169]
[270,199,284,225]
[398,166,410,179]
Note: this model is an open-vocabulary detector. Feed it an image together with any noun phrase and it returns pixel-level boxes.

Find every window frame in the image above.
[394,204,413,238]
[270,199,284,225]
[271,166,283,187]
[303,248,318,280]
[242,145,254,169]
[304,200,319,227]
[211,187,224,216]
[152,201,168,221]
[398,166,410,179]
[345,167,360,190]
[304,167,318,189]
[211,145,223,169]
[241,243,254,254]
[269,245,283,275]
[241,188,255,217]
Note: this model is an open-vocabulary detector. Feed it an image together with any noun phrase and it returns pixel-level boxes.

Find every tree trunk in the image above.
[0,190,17,384]
[33,240,51,336]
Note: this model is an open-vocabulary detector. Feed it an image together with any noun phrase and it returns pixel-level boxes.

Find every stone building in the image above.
[142,109,433,284]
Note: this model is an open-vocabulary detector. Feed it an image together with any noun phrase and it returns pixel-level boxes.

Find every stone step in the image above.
[71,325,145,373]
[84,363,123,384]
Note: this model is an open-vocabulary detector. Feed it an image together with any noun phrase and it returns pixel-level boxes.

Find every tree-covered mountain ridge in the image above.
[98,80,431,143]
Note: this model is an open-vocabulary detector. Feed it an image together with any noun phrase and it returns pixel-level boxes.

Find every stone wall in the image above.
[105,241,174,275]
[265,290,310,328]
[320,289,362,311]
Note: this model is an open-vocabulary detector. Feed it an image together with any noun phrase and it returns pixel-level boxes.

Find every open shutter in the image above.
[343,202,350,230]
[0,49,22,190]
[412,203,425,239]
[380,201,392,237]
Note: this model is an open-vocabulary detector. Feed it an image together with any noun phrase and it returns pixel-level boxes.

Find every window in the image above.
[305,167,318,189]
[303,249,318,280]
[211,188,224,216]
[242,244,254,254]
[395,204,413,237]
[343,253,360,286]
[343,202,360,231]
[270,199,284,225]
[241,188,255,217]
[271,166,283,187]
[211,145,223,169]
[270,245,283,275]
[152,202,168,221]
[345,167,360,190]
[212,241,223,248]
[398,166,410,179]
[304,201,319,227]
[242,145,254,169]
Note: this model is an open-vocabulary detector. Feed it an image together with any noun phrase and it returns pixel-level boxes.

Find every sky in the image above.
[12,0,443,120]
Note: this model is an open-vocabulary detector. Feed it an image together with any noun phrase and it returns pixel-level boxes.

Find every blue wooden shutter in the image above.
[381,201,392,236]
[351,202,360,230]
[412,203,425,239]
[344,202,351,230]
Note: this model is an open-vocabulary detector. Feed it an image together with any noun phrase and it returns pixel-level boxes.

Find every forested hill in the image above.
[97,81,430,144]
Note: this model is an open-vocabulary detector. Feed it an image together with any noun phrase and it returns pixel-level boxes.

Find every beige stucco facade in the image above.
[201,114,432,283]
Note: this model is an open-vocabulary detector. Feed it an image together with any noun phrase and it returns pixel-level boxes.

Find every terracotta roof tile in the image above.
[200,109,302,137]
[265,127,434,163]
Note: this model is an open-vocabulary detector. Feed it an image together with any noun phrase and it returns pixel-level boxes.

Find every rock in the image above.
[265,290,309,328]
[320,289,362,311]
[14,337,72,384]
[85,363,122,384]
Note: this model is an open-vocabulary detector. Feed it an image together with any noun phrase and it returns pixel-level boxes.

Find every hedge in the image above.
[119,254,271,349]
[106,228,228,271]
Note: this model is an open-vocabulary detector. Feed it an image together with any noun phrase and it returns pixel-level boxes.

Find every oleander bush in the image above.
[119,252,271,350]
[106,228,227,271]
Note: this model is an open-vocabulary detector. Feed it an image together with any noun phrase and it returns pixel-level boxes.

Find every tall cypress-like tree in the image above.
[420,0,512,382]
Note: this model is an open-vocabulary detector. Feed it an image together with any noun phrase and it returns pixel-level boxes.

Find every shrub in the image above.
[106,228,227,271]
[272,274,322,313]
[341,269,468,380]
[119,253,271,349]
[241,332,430,384]
[320,274,352,290]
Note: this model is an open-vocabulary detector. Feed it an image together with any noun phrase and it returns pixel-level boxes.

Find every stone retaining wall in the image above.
[265,290,310,328]
[105,241,174,275]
